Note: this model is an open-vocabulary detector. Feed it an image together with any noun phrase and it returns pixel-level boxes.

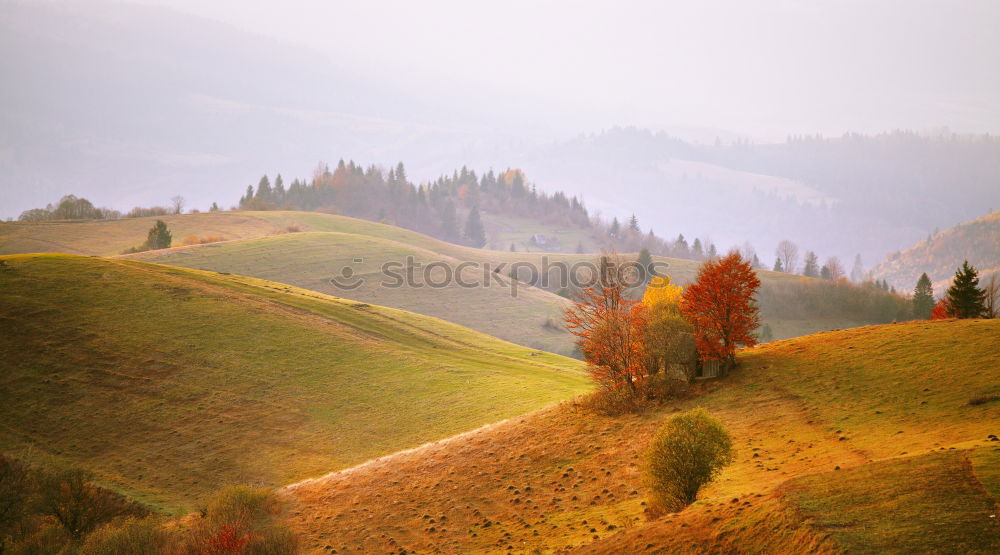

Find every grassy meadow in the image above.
[0,253,590,512]
[285,319,1000,553]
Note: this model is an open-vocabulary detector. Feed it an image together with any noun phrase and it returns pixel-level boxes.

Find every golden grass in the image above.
[284,319,1000,553]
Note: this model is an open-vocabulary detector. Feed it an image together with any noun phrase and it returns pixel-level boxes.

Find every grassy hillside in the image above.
[285,319,1000,553]
[124,231,578,355]
[3,210,911,345]
[0,254,590,512]
[0,212,286,256]
[873,209,1000,292]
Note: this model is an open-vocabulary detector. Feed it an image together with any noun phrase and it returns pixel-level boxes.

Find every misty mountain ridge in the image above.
[3,0,999,269]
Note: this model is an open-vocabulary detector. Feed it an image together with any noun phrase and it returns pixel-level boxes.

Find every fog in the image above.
[2,0,999,265]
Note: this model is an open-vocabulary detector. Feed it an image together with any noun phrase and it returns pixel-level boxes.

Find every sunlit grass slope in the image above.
[123,231,579,355]
[3,210,903,342]
[286,319,1000,553]
[0,254,589,512]
[0,212,283,256]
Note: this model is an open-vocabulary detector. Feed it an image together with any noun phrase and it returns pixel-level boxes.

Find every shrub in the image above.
[644,408,734,514]
[36,468,148,539]
[285,224,302,233]
[182,234,201,246]
[79,516,170,555]
[181,486,298,555]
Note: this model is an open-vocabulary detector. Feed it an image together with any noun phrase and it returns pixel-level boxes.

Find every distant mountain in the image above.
[515,127,1000,268]
[872,210,1000,293]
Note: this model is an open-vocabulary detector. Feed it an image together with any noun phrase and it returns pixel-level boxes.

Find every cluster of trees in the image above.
[919,261,999,320]
[770,239,869,284]
[237,162,590,248]
[16,195,197,222]
[758,278,913,323]
[565,251,760,412]
[0,455,296,554]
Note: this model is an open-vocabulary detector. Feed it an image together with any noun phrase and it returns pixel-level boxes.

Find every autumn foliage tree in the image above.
[679,252,761,372]
[565,255,648,401]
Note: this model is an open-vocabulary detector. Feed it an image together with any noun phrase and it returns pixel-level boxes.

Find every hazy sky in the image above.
[127,0,1000,139]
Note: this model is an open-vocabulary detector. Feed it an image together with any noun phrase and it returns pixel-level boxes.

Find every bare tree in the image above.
[170,195,185,215]
[824,256,845,281]
[983,273,1000,318]
[775,240,799,274]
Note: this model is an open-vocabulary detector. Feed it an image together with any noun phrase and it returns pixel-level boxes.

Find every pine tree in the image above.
[912,273,935,319]
[609,218,620,238]
[751,253,762,269]
[675,234,689,258]
[637,248,654,281]
[628,214,640,232]
[441,200,458,240]
[706,243,718,260]
[946,261,986,318]
[464,205,486,247]
[850,254,864,282]
[255,175,272,202]
[773,258,783,272]
[820,265,832,280]
[210,202,219,212]
[274,174,285,201]
[692,238,704,260]
[145,220,172,250]
[802,251,819,277]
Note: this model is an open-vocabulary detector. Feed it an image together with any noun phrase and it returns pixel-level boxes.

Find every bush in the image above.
[182,234,201,246]
[36,468,148,539]
[180,486,298,555]
[79,516,170,555]
[645,408,734,514]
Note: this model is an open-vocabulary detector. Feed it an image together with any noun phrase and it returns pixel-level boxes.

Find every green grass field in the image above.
[123,231,579,355]
[2,210,902,347]
[0,254,590,512]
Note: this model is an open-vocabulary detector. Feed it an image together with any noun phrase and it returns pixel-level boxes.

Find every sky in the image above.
[127,0,1000,140]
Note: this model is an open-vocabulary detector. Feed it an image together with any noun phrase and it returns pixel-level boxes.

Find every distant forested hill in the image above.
[872,210,1000,292]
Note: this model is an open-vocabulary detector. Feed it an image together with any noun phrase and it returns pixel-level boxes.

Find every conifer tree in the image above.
[637,248,654,281]
[145,220,171,250]
[912,273,935,319]
[464,205,486,247]
[692,238,704,260]
[628,214,640,232]
[706,243,718,260]
[773,258,783,272]
[946,261,986,318]
[609,218,620,238]
[255,175,272,202]
[802,251,819,277]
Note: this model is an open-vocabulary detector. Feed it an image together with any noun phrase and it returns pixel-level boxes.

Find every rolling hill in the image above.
[284,319,1000,553]
[0,253,590,512]
[2,210,909,350]
[873,209,1000,293]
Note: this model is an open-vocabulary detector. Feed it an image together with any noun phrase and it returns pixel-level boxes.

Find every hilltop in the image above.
[2,210,913,351]
[873,209,1000,292]
[0,254,590,512]
[284,319,1000,553]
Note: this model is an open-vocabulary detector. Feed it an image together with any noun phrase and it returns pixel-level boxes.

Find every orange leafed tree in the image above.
[565,255,648,397]
[680,251,761,371]
[930,297,952,320]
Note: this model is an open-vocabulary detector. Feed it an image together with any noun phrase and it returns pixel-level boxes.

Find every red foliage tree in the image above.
[680,252,761,372]
[929,297,953,320]
[565,255,648,397]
